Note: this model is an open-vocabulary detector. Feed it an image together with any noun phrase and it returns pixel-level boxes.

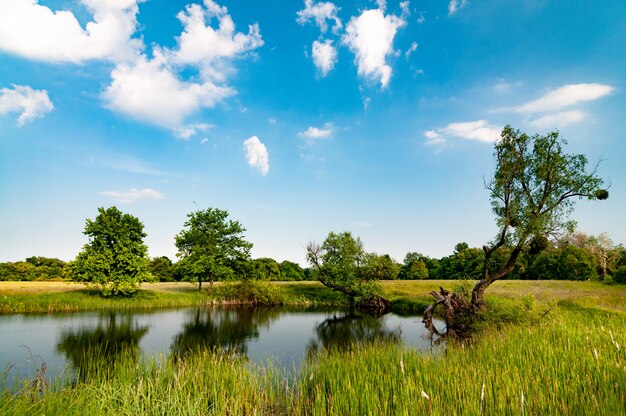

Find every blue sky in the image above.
[1,0,624,265]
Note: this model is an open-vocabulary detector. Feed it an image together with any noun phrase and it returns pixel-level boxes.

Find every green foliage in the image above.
[0,258,67,281]
[175,208,252,289]
[148,256,174,282]
[278,260,306,281]
[209,280,288,305]
[399,256,429,280]
[365,253,401,280]
[249,257,281,281]
[613,265,626,283]
[68,207,151,296]
[306,231,383,302]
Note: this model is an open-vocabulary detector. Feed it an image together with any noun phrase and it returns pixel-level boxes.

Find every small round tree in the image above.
[423,126,608,338]
[69,206,151,296]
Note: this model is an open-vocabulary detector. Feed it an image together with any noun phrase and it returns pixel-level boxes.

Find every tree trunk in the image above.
[198,279,202,292]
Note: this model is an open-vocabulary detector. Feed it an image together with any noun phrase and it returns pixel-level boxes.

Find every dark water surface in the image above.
[0,306,441,387]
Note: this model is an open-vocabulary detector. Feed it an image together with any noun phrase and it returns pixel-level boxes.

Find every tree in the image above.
[250,257,281,280]
[306,231,390,312]
[365,253,401,280]
[68,207,151,296]
[175,208,252,291]
[279,260,306,281]
[148,256,174,281]
[423,126,607,337]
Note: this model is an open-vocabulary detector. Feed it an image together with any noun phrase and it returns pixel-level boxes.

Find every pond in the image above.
[0,306,442,388]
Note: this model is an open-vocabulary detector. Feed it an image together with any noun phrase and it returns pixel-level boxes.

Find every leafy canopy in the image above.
[69,206,151,296]
[307,231,382,301]
[175,208,252,289]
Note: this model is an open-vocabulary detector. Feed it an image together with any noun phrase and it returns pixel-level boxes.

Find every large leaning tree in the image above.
[69,207,152,296]
[175,208,252,291]
[423,126,608,338]
[307,231,391,313]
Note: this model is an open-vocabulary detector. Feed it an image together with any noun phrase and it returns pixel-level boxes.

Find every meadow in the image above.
[1,280,625,414]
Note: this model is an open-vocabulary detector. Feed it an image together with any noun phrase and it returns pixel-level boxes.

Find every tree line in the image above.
[3,228,625,285]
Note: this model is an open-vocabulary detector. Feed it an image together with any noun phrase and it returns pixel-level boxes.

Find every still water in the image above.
[0,306,441,387]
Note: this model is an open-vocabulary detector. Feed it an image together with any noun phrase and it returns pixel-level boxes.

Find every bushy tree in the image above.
[279,260,306,281]
[399,252,429,280]
[250,257,281,280]
[68,207,151,296]
[424,126,607,337]
[365,253,401,280]
[306,231,389,311]
[149,256,174,282]
[175,208,252,290]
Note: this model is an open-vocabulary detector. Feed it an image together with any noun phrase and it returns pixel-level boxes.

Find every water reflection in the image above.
[56,312,148,381]
[307,311,402,356]
[170,306,281,358]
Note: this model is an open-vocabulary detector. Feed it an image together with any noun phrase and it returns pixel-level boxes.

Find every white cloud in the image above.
[529,110,586,129]
[400,1,411,16]
[426,120,501,146]
[513,83,615,113]
[173,1,263,82]
[493,80,523,94]
[100,0,262,132]
[104,56,234,128]
[0,85,53,126]
[405,42,418,58]
[299,123,333,142]
[296,0,342,33]
[376,0,387,11]
[424,130,445,146]
[0,0,142,64]
[448,0,467,15]
[416,12,425,24]
[100,188,164,204]
[343,9,405,88]
[175,122,213,140]
[200,138,209,144]
[311,40,337,76]
[243,136,269,176]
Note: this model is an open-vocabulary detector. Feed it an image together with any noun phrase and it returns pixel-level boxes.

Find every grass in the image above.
[0,282,207,314]
[1,280,624,315]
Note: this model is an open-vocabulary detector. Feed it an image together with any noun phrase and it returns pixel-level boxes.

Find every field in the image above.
[1,280,625,414]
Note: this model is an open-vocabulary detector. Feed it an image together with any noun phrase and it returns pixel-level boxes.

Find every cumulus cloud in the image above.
[100,188,164,204]
[298,123,333,143]
[512,83,615,113]
[0,85,53,126]
[0,0,142,63]
[425,120,501,147]
[102,0,262,130]
[173,1,263,81]
[296,0,342,33]
[448,0,467,15]
[343,9,405,88]
[103,56,235,128]
[243,136,269,176]
[529,110,586,129]
[312,40,337,76]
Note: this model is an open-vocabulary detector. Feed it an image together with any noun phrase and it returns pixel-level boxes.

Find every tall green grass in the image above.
[293,305,626,415]
[0,289,208,314]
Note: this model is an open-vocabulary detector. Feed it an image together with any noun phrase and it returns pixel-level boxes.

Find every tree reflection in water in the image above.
[170,306,281,359]
[307,312,401,357]
[56,312,148,381]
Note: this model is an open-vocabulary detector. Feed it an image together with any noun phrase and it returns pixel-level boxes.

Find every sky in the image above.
[1,0,625,265]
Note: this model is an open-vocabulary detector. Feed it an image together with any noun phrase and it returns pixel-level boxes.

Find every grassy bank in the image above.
[1,280,625,315]
[1,300,624,415]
